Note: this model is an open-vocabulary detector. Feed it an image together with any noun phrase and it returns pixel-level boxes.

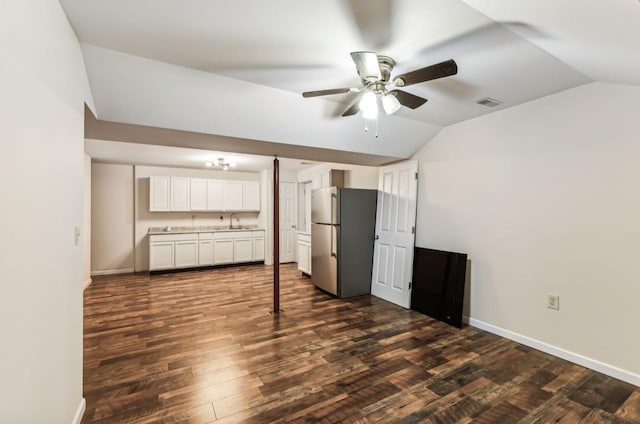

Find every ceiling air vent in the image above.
[476,97,503,107]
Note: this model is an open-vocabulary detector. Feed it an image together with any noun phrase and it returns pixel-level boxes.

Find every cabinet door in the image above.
[198,240,213,266]
[149,242,174,270]
[149,176,171,211]
[190,179,208,211]
[174,240,198,268]
[253,237,265,261]
[297,242,310,274]
[207,180,224,211]
[213,239,234,264]
[223,182,243,211]
[234,238,253,262]
[171,177,191,211]
[242,182,260,211]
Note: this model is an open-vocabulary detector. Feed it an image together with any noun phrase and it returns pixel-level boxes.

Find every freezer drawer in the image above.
[311,223,338,295]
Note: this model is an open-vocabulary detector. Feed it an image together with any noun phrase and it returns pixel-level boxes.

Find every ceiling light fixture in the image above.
[358,88,402,138]
[207,158,236,171]
[382,92,401,114]
[359,91,378,120]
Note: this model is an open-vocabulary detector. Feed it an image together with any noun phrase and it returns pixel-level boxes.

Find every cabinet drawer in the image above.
[198,232,214,241]
[149,233,198,242]
[214,231,251,239]
[252,230,265,237]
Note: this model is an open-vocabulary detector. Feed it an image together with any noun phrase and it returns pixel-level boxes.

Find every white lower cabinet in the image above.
[150,233,199,271]
[253,232,265,261]
[175,240,199,268]
[214,231,265,264]
[234,237,253,263]
[297,233,311,275]
[150,241,174,270]
[151,230,266,271]
[198,233,214,266]
[213,239,234,265]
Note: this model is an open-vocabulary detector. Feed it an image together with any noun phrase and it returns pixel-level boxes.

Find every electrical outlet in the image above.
[547,294,560,310]
[74,226,81,246]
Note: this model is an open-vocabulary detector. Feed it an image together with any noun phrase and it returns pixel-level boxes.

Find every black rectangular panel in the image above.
[411,247,468,328]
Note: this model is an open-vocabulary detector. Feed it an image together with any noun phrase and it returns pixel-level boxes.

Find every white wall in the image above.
[0,0,94,422]
[84,155,92,287]
[91,163,135,274]
[134,166,261,271]
[413,82,640,384]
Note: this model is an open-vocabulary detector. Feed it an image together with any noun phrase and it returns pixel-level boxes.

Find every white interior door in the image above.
[371,160,418,308]
[279,182,297,263]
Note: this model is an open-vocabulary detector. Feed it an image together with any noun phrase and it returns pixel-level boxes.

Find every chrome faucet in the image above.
[229,213,237,229]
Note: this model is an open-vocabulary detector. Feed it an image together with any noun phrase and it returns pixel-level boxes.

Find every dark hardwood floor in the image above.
[82,264,640,423]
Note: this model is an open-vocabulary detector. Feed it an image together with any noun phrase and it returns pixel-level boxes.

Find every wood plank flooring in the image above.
[82,264,640,423]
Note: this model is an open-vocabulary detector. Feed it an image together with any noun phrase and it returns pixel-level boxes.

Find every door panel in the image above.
[371,160,418,308]
[279,182,297,263]
[392,246,407,290]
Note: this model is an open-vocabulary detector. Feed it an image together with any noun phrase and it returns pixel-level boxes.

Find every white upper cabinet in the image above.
[171,177,191,211]
[190,179,208,211]
[149,176,171,211]
[149,177,260,212]
[223,181,243,211]
[207,180,224,211]
[242,181,260,211]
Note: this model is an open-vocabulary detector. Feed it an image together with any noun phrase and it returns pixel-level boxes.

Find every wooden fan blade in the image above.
[350,51,382,81]
[392,59,458,87]
[302,88,353,98]
[390,90,428,109]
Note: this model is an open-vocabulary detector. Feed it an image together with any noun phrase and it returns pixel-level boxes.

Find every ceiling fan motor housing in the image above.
[376,55,396,83]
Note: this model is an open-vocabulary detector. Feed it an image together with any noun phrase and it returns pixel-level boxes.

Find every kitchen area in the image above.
[88,141,379,280]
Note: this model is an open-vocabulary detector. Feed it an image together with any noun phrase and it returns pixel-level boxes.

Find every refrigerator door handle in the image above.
[331,225,337,258]
[330,192,337,224]
[330,193,337,257]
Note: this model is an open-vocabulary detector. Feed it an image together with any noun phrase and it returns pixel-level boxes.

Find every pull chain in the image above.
[364,121,369,132]
[375,119,379,138]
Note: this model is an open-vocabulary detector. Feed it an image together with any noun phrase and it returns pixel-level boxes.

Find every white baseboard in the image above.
[83,278,92,290]
[91,268,134,276]
[72,398,85,424]
[466,316,640,387]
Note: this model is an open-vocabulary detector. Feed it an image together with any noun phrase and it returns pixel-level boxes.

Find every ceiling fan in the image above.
[302,51,458,118]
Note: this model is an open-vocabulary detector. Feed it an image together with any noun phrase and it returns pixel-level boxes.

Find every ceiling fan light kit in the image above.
[206,158,236,171]
[359,91,379,119]
[382,93,401,114]
[302,51,458,131]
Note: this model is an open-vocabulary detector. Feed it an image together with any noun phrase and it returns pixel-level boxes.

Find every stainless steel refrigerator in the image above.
[311,187,377,298]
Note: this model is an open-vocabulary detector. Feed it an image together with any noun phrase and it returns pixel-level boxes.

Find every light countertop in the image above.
[148,225,264,235]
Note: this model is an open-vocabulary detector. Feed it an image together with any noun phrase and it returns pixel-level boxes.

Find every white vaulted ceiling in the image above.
[60,0,640,165]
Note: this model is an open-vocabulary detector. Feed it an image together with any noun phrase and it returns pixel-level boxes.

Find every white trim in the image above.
[467,317,640,387]
[83,278,92,290]
[91,268,135,276]
[72,398,85,424]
